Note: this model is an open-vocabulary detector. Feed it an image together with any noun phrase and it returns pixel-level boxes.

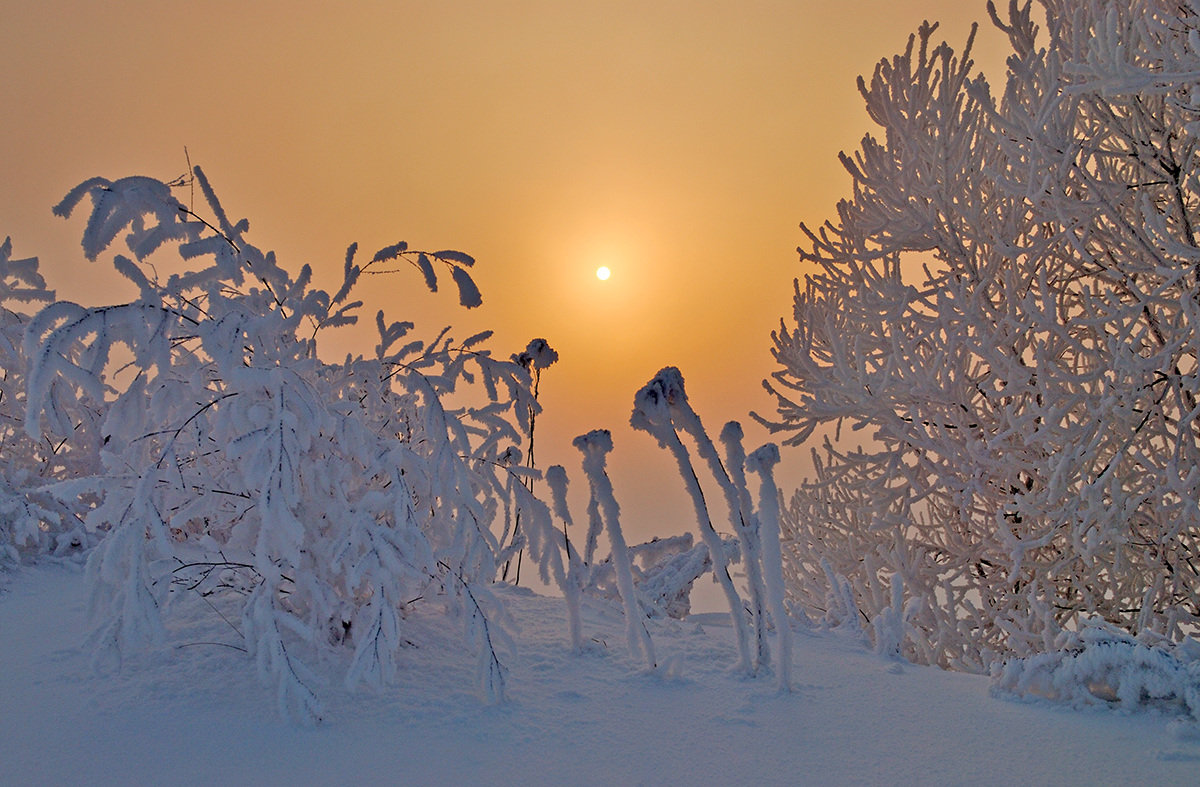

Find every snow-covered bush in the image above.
[0,237,100,565]
[992,620,1200,721]
[24,169,545,719]
[767,0,1200,671]
[593,534,712,620]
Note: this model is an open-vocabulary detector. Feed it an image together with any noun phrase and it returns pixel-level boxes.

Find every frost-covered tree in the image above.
[766,0,1200,671]
[24,169,546,719]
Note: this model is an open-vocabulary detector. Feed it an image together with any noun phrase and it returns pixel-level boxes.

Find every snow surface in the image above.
[2,565,1196,787]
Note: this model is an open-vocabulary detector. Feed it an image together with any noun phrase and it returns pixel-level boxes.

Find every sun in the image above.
[596,266,611,281]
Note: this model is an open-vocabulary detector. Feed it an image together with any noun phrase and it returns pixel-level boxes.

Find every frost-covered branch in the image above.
[574,429,656,671]
[632,368,753,675]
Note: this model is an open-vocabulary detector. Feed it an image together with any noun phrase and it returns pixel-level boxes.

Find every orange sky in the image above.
[1,1,1010,547]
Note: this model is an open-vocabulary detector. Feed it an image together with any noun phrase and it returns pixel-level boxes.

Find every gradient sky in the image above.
[1,1,1010,550]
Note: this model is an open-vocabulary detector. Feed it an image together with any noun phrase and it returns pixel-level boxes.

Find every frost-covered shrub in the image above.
[0,237,100,564]
[626,535,711,620]
[767,1,1200,671]
[570,533,706,619]
[24,169,544,720]
[992,620,1200,720]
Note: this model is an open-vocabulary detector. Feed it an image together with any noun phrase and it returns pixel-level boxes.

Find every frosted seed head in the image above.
[513,338,559,371]
[572,429,613,455]
[746,443,781,474]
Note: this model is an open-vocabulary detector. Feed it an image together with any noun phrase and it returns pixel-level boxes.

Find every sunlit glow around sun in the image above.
[596,266,611,281]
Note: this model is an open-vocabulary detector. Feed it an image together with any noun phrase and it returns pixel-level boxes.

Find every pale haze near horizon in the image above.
[0,1,1010,568]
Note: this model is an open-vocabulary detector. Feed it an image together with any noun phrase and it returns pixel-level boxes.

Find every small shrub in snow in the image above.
[992,620,1200,720]
[626,534,711,620]
[576,530,713,622]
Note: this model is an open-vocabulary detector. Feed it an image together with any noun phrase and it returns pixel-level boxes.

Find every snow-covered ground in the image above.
[2,564,1196,787]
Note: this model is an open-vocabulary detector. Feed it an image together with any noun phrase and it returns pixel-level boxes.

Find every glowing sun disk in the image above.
[596,266,611,281]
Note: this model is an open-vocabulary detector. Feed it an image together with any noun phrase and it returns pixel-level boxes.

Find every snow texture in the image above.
[1,564,1195,787]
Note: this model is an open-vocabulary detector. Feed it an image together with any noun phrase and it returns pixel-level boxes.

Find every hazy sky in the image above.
[1,1,1010,546]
